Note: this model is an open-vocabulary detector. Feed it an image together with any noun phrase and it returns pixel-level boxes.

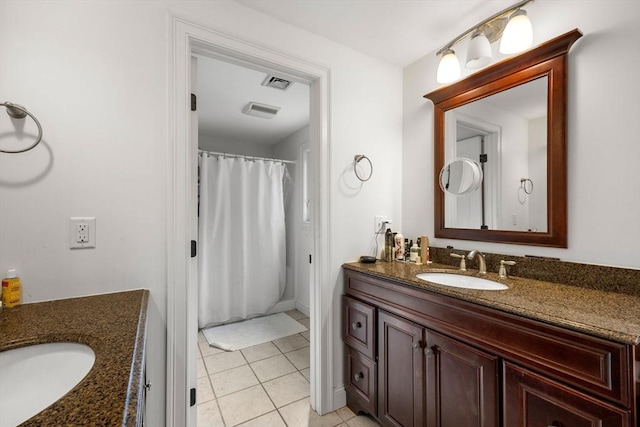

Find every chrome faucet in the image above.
[467,250,487,275]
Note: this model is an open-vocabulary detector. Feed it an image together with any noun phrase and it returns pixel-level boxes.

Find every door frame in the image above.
[167,16,332,426]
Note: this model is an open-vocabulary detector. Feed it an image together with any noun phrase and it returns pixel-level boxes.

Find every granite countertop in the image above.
[344,261,640,346]
[0,289,149,426]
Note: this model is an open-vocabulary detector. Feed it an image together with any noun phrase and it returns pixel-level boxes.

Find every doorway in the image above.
[194,53,313,423]
[194,53,311,325]
[168,17,332,427]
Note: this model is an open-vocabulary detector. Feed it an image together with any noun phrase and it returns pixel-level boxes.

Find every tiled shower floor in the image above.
[197,310,380,426]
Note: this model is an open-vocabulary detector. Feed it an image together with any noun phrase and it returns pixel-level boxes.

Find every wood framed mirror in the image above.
[424,29,582,248]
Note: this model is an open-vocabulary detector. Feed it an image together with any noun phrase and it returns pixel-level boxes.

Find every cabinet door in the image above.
[503,362,630,427]
[378,310,425,427]
[426,329,498,427]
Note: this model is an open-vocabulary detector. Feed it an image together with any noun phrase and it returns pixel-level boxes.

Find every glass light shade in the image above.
[499,9,533,54]
[465,32,493,69]
[436,49,461,84]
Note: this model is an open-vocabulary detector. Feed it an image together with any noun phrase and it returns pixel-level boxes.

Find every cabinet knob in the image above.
[353,372,364,382]
[351,321,362,330]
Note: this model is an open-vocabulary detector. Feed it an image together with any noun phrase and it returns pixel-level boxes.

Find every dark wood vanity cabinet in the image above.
[343,269,637,427]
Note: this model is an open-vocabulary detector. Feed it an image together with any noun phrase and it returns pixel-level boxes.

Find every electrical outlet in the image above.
[374,216,391,234]
[69,217,96,249]
[77,224,89,243]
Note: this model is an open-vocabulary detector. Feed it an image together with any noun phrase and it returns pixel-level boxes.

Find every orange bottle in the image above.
[2,269,22,307]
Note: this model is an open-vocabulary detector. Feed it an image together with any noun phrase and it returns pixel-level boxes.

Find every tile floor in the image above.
[197,310,380,426]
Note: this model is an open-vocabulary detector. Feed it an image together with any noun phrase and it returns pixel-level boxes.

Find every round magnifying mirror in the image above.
[439,158,483,195]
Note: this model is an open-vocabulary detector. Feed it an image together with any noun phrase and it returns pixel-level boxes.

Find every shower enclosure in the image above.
[197,152,293,327]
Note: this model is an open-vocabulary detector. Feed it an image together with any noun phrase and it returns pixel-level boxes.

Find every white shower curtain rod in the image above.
[198,149,296,165]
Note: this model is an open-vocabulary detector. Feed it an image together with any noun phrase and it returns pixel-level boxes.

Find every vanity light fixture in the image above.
[436,0,535,84]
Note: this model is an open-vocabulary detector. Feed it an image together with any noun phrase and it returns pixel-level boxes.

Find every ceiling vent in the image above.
[242,102,280,119]
[262,75,293,91]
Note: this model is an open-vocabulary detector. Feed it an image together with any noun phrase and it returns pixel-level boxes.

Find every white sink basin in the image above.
[416,272,508,290]
[0,342,95,426]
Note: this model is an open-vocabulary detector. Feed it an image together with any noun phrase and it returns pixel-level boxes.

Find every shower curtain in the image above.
[198,154,287,328]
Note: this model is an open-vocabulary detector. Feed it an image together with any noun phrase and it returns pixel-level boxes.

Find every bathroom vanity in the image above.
[342,262,639,427]
[0,289,149,426]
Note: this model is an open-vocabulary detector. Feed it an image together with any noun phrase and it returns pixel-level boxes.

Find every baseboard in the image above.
[295,300,310,317]
[332,384,346,411]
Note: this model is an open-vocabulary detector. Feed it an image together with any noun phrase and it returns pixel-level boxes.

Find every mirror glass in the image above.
[443,77,548,232]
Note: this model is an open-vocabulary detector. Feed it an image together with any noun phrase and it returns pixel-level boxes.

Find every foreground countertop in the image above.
[0,289,149,426]
[344,262,640,345]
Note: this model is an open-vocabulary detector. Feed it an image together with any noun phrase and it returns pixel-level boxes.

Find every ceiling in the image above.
[235,0,520,67]
[198,1,522,146]
[197,54,310,145]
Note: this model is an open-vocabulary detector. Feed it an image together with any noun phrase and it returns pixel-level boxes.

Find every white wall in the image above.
[0,0,402,422]
[198,134,275,158]
[403,0,640,269]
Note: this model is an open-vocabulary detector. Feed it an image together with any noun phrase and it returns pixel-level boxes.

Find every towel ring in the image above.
[354,154,373,182]
[520,178,533,194]
[1,102,43,154]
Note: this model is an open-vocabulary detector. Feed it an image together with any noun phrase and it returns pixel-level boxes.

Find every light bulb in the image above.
[436,49,461,84]
[500,9,533,54]
[466,31,492,69]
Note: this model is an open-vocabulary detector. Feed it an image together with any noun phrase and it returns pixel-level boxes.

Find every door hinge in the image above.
[190,93,197,112]
[309,254,312,264]
[479,153,488,163]
[190,387,196,407]
[191,240,197,258]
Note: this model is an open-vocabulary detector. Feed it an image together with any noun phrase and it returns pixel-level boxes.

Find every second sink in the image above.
[0,342,95,426]
[416,272,508,290]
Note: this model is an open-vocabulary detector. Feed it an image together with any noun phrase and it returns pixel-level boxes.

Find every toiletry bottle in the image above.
[384,229,393,262]
[2,269,22,308]
[410,243,419,262]
[421,235,430,263]
[395,233,404,260]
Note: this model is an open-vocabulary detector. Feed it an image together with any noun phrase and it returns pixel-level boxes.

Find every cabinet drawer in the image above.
[503,362,630,427]
[346,347,377,416]
[343,296,375,359]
